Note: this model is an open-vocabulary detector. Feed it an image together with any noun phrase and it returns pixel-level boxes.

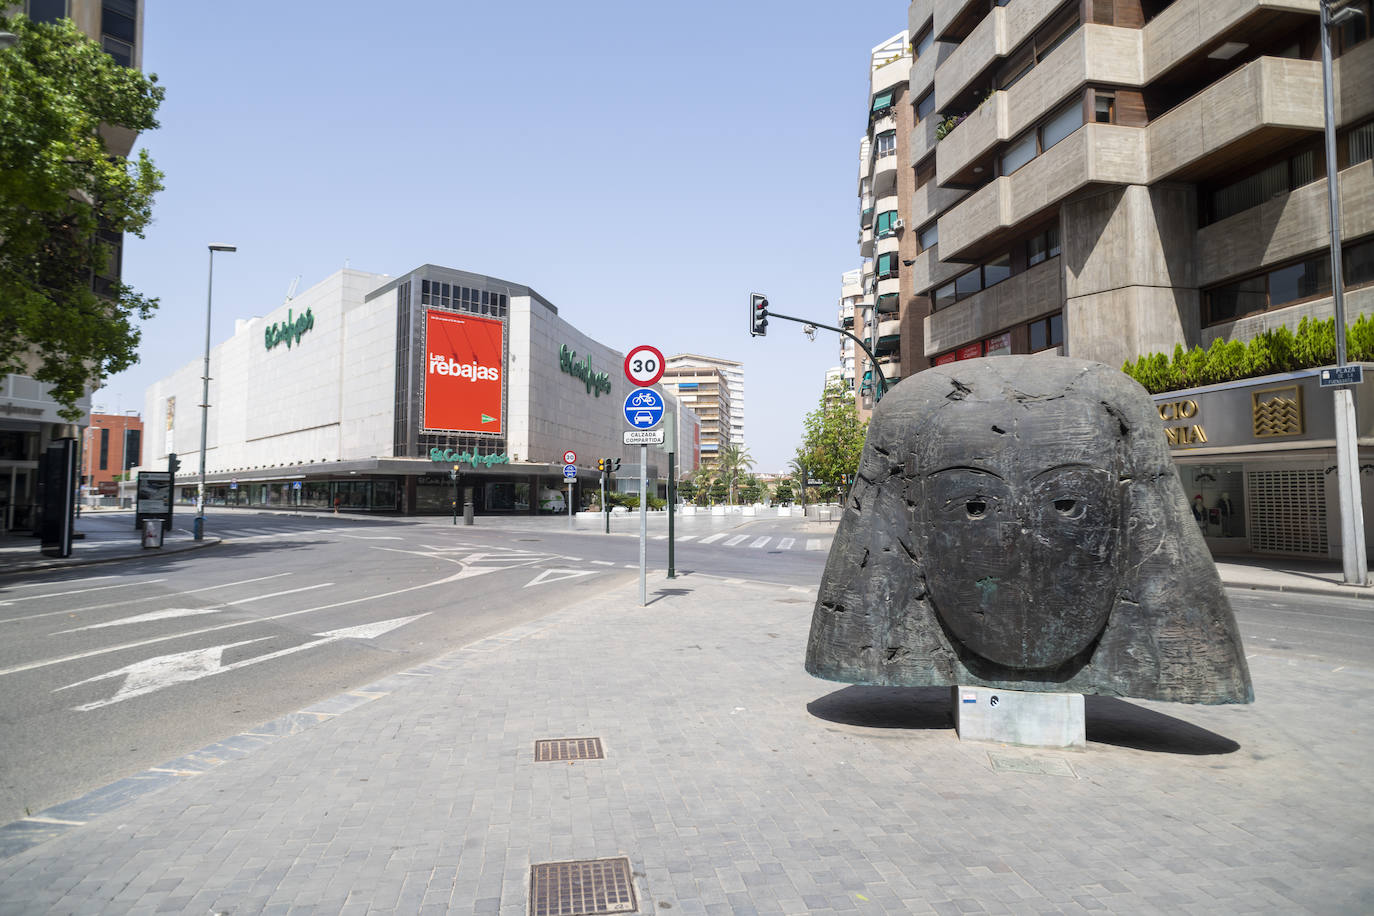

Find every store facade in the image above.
[137,266,698,514]
[1153,365,1374,558]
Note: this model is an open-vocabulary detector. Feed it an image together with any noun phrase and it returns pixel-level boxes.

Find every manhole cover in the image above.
[530,857,636,915]
[535,737,605,762]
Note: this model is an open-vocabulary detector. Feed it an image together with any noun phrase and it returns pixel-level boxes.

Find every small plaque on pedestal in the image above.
[952,686,1085,748]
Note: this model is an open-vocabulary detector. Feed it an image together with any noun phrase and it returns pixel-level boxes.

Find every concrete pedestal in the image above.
[952,686,1085,748]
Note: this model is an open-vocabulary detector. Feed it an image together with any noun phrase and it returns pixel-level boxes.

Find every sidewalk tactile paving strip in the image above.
[534,737,604,762]
[530,857,636,915]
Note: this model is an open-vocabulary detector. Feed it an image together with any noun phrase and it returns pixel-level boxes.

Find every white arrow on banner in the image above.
[56,614,429,711]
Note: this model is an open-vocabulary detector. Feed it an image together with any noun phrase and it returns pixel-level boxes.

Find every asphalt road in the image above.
[1,507,1369,832]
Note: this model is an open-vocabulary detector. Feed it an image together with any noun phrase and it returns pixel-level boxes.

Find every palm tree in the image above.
[691,464,713,506]
[717,444,754,505]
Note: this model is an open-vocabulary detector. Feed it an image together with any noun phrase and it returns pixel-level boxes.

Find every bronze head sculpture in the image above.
[805,357,1253,704]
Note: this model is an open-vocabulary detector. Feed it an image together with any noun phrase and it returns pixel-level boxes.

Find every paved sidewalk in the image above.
[0,510,218,575]
[0,570,1369,914]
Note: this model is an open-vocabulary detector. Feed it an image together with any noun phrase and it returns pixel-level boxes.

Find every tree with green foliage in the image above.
[676,478,696,504]
[796,382,868,497]
[709,477,728,504]
[773,477,795,505]
[0,14,165,420]
[739,480,761,504]
[717,443,754,504]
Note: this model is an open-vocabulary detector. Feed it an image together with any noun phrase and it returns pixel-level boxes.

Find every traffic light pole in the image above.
[765,310,889,401]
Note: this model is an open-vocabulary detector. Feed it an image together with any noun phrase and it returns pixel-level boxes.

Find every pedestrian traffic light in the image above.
[168,452,180,475]
[611,458,621,472]
[749,293,769,337]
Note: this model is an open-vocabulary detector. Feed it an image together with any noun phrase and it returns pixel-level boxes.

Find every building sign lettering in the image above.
[265,308,315,350]
[1157,398,1207,447]
[559,344,612,397]
[429,449,510,467]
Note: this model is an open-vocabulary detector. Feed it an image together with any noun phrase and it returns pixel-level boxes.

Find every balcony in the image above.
[935,0,1068,112]
[910,115,940,168]
[939,25,1145,185]
[910,180,969,234]
[938,124,1147,262]
[1147,56,1322,182]
[1196,162,1374,287]
[925,255,1064,357]
[872,54,911,97]
[860,225,874,258]
[875,232,900,259]
[909,244,967,296]
[878,317,902,339]
[1144,0,1317,83]
[873,149,899,198]
[877,355,903,380]
[876,276,901,300]
[935,0,986,43]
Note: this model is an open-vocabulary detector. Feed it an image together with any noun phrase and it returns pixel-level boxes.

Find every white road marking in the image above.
[676,535,697,542]
[226,583,333,605]
[778,538,796,550]
[652,535,669,540]
[4,573,297,625]
[524,569,598,588]
[749,537,771,548]
[591,560,615,566]
[0,568,472,678]
[3,576,116,590]
[698,533,727,544]
[337,534,403,540]
[806,539,826,551]
[57,614,428,711]
[0,579,167,607]
[724,535,748,546]
[56,607,228,633]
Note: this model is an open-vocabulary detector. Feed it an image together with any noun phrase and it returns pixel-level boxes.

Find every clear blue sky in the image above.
[97,0,909,473]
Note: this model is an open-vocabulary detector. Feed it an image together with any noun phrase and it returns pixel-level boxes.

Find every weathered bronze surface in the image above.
[805,357,1254,704]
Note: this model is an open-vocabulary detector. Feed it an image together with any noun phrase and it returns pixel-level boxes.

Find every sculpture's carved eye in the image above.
[965,499,987,519]
[1053,497,1082,518]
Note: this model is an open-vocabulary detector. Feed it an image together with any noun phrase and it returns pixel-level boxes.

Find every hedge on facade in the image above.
[1121,316,1374,394]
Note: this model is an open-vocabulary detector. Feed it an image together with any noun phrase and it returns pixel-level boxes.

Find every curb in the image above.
[0,537,221,577]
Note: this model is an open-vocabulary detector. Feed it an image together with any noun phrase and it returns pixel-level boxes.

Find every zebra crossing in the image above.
[681,532,829,551]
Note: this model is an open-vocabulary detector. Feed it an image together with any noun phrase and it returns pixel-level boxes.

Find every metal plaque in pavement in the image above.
[1320,365,1364,387]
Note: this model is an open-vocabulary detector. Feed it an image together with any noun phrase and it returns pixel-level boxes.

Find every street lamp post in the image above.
[195,243,236,540]
[1319,0,1368,585]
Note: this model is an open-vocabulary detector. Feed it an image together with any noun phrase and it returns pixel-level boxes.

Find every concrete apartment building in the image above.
[853,0,1374,558]
[660,363,733,472]
[0,0,143,532]
[665,354,745,451]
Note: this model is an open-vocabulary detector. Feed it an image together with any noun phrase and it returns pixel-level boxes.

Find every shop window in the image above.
[918,222,939,252]
[1029,313,1064,351]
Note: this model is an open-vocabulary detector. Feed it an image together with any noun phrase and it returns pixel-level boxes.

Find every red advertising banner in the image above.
[935,352,957,366]
[956,342,983,361]
[423,310,504,434]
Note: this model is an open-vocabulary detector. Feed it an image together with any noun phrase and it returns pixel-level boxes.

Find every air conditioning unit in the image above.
[893,219,905,230]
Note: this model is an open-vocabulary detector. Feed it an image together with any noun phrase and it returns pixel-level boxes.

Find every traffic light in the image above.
[611,458,621,472]
[168,452,180,475]
[749,293,768,337]
[597,458,607,472]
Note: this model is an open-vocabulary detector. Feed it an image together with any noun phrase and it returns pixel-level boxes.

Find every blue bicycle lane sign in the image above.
[623,388,664,429]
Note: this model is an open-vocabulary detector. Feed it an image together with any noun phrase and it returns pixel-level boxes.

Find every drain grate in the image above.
[530,857,636,915]
[535,737,605,762]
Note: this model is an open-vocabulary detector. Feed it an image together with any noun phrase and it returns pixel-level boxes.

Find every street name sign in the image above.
[623,388,664,429]
[624,429,666,445]
[1320,365,1364,387]
[624,344,665,387]
[562,464,578,480]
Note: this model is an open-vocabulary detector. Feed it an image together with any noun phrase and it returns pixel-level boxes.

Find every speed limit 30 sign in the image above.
[562,450,577,465]
[624,345,665,387]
